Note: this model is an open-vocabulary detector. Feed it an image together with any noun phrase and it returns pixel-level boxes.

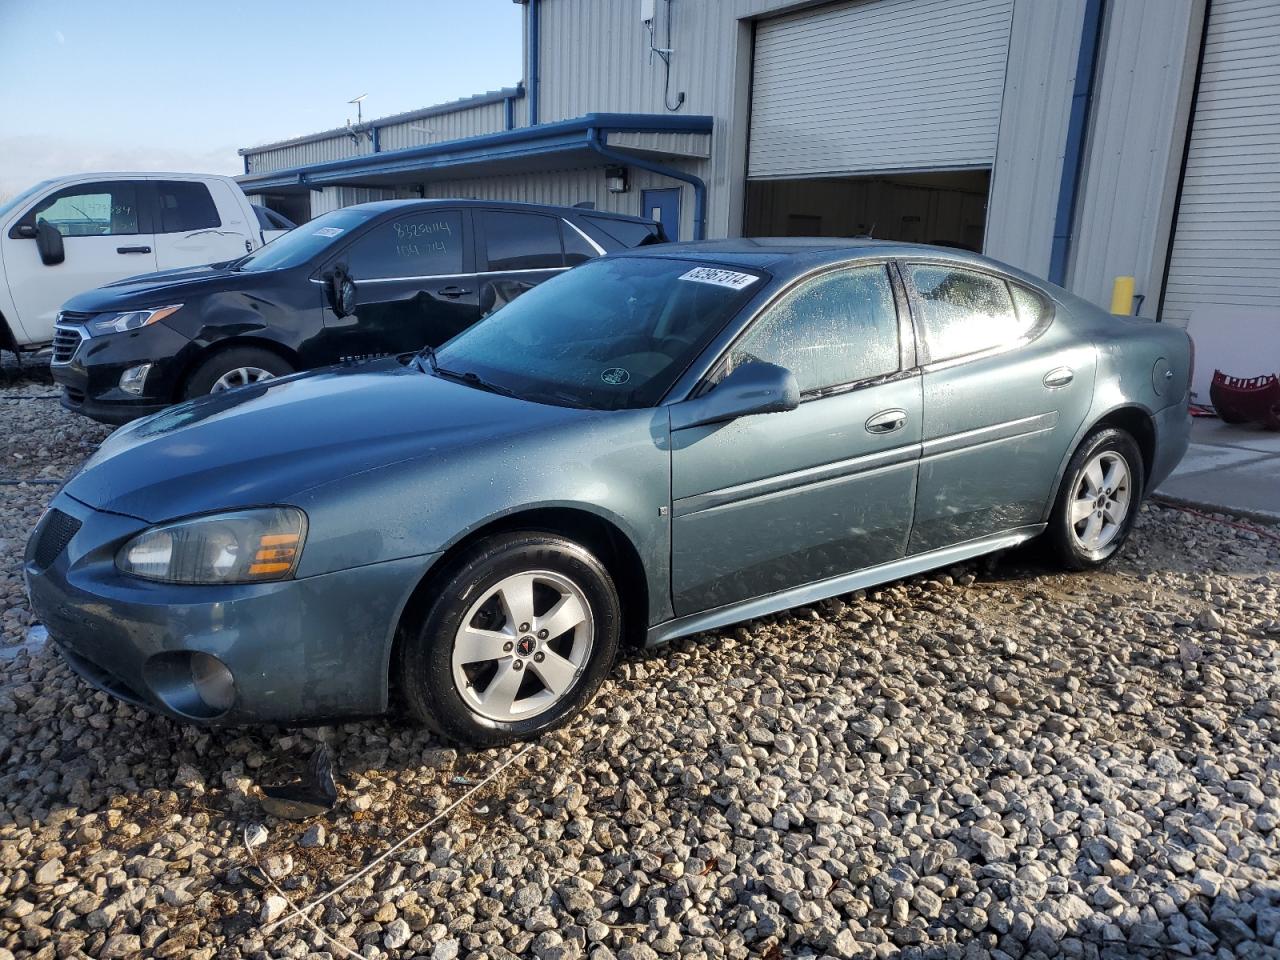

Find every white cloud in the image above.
[54,30,65,44]
[0,136,243,199]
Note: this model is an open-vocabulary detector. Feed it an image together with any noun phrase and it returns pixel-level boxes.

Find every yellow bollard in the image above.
[1110,276,1135,315]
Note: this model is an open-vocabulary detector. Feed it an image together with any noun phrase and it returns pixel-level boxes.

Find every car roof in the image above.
[613,237,1040,280]
[338,197,657,225]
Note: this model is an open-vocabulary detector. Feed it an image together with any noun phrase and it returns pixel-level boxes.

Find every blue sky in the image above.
[0,0,524,196]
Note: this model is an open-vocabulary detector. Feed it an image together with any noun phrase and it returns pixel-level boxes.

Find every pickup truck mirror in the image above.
[35,220,65,266]
[324,265,357,318]
[669,361,800,431]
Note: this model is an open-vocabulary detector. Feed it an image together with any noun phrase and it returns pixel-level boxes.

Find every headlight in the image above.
[90,304,183,335]
[116,507,307,584]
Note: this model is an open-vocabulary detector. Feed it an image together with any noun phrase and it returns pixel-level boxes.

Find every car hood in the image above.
[64,359,590,523]
[61,261,266,314]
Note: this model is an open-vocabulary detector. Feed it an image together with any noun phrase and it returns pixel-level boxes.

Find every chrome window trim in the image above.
[562,218,606,256]
[899,259,1057,371]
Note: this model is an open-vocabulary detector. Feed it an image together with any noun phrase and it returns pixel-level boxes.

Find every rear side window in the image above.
[344,210,464,279]
[583,215,660,248]
[906,265,1032,363]
[725,265,900,394]
[561,221,599,266]
[482,211,563,271]
[156,181,220,233]
[27,181,141,237]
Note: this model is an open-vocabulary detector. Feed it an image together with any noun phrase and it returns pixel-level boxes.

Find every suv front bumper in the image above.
[51,322,194,425]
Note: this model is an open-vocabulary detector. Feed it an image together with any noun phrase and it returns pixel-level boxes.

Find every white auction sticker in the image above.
[679,267,759,290]
[313,227,344,238]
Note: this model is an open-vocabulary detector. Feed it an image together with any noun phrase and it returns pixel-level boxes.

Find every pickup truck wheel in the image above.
[1047,427,1144,571]
[398,532,622,746]
[184,348,293,399]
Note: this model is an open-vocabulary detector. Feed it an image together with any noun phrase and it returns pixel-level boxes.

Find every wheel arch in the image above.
[170,336,301,401]
[387,505,650,706]
[1041,403,1157,523]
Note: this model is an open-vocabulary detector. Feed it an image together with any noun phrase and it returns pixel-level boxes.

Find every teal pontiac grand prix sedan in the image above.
[26,240,1191,744]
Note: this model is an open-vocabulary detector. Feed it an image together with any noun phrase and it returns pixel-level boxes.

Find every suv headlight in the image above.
[117,507,307,584]
[91,304,183,335]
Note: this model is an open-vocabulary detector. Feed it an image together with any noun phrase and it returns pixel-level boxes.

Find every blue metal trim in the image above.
[1049,0,1106,285]
[243,155,250,176]
[528,0,540,126]
[586,128,708,241]
[236,113,713,191]
[371,126,381,154]
[505,96,515,131]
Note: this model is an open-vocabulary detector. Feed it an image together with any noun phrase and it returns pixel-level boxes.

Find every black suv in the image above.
[51,199,665,424]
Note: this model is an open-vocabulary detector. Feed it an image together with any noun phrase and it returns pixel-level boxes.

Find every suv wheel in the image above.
[184,347,294,399]
[398,532,622,746]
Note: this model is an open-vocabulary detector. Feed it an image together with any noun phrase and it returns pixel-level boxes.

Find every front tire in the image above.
[1047,427,1144,570]
[183,347,294,399]
[399,532,622,746]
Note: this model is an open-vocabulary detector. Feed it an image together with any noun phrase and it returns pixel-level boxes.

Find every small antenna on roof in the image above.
[348,93,368,125]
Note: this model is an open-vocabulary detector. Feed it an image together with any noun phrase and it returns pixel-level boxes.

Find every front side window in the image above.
[723,265,900,394]
[906,264,1033,363]
[345,210,464,279]
[435,256,764,409]
[29,182,140,237]
[482,211,563,271]
[156,181,220,233]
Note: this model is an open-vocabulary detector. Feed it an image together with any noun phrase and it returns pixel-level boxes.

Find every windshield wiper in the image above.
[433,365,519,399]
[409,345,438,374]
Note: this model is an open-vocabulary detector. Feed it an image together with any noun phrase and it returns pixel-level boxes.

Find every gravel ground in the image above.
[1,368,1278,960]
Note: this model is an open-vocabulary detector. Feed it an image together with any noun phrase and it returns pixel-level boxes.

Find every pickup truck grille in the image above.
[52,324,86,365]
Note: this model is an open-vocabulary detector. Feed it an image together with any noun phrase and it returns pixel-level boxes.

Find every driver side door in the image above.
[669,263,922,615]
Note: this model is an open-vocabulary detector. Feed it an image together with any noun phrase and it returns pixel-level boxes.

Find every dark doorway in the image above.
[744,169,991,252]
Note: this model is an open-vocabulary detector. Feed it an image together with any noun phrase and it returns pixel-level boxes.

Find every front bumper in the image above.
[51,322,195,425]
[24,493,435,725]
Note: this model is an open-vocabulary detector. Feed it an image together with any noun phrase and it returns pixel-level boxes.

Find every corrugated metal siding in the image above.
[984,0,1086,275]
[748,0,1014,178]
[1164,0,1280,322]
[378,101,511,151]
[606,131,711,159]
[248,137,372,175]
[1068,0,1204,315]
[310,186,399,218]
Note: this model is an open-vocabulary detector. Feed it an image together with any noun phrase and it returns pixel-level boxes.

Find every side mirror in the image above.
[670,361,800,431]
[35,220,65,266]
[324,265,357,318]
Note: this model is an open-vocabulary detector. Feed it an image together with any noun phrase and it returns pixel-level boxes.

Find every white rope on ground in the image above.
[251,741,536,942]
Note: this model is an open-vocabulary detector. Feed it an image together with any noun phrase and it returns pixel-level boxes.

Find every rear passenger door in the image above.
[151,179,252,269]
[320,208,477,361]
[475,210,569,318]
[902,261,1095,553]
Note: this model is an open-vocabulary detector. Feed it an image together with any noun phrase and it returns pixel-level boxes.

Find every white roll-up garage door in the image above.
[1163,0,1280,366]
[748,0,1014,180]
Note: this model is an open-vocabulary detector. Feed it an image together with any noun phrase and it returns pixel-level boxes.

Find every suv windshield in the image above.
[235,207,377,272]
[434,256,766,410]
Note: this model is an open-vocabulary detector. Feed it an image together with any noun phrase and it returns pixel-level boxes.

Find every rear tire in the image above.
[183,347,293,399]
[398,532,622,746]
[1047,427,1144,570]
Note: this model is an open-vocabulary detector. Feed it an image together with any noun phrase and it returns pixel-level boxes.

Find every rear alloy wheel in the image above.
[399,532,621,745]
[1048,427,1144,570]
[184,347,294,399]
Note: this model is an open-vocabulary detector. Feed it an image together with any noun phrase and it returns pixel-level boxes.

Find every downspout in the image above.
[1048,0,1106,285]
[528,0,540,126]
[371,126,381,153]
[243,155,250,176]
[505,95,516,131]
[587,126,707,240]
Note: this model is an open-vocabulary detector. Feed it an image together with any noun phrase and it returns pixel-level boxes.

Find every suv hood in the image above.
[61,261,266,314]
[64,359,587,522]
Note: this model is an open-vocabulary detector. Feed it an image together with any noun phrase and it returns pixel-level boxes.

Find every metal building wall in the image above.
[378,100,514,151]
[983,0,1087,276]
[310,186,400,218]
[248,137,372,176]
[1067,0,1205,315]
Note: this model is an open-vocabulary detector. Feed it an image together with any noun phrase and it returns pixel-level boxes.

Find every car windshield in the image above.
[0,179,54,222]
[234,207,377,272]
[434,256,766,410]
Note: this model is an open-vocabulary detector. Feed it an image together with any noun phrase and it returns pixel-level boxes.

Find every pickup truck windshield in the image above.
[235,207,377,272]
[434,256,766,410]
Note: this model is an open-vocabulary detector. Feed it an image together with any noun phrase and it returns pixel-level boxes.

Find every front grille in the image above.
[52,324,86,364]
[32,509,81,570]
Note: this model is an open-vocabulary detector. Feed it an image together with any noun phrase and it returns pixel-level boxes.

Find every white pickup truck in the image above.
[0,173,280,351]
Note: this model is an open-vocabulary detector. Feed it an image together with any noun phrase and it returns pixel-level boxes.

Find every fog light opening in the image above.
[143,651,237,719]
[119,363,153,396]
[190,652,236,713]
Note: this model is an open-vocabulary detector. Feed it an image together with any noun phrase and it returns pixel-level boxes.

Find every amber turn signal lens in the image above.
[249,531,299,576]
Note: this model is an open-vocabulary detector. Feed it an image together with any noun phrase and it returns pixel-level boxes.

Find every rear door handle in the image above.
[116,245,151,254]
[1044,366,1074,388]
[865,408,908,435]
[438,285,472,299]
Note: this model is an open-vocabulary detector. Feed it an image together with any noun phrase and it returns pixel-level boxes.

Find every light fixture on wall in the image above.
[605,165,629,193]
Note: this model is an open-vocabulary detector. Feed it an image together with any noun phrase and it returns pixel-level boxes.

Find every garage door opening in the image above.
[744,170,991,252]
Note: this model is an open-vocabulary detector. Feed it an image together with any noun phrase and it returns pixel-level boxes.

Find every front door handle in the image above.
[1044,366,1074,388]
[116,245,151,254]
[438,285,472,299]
[865,408,908,435]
